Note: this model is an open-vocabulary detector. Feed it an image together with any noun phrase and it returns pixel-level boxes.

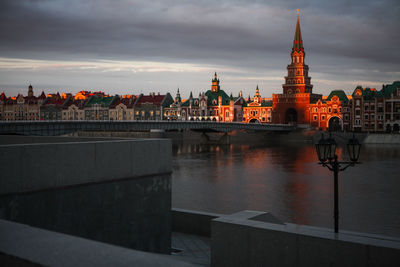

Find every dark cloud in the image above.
[0,0,399,95]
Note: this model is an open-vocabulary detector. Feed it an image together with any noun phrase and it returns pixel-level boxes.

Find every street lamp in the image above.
[315,133,361,233]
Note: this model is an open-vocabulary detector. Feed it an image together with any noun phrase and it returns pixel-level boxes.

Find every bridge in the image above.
[0,121,294,136]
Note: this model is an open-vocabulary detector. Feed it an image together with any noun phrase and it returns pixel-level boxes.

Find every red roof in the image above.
[136,94,166,107]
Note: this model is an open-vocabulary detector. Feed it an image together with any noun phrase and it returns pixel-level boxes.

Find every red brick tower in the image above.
[272,12,321,125]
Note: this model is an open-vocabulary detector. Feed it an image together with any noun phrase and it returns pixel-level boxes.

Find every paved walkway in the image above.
[171,232,211,266]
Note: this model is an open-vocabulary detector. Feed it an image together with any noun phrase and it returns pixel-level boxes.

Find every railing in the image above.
[0,120,294,136]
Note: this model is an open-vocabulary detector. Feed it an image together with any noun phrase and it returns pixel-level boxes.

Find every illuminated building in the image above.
[351,82,400,132]
[0,85,46,121]
[309,90,351,131]
[243,86,273,123]
[170,73,245,122]
[272,13,322,125]
[109,95,136,121]
[40,93,71,120]
[134,92,173,120]
[84,95,117,120]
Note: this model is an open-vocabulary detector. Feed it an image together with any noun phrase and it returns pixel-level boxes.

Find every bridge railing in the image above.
[0,120,294,136]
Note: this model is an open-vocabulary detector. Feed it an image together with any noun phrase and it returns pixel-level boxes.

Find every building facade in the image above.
[109,95,136,121]
[134,93,173,120]
[309,90,351,131]
[84,95,117,120]
[272,14,322,125]
[243,86,273,123]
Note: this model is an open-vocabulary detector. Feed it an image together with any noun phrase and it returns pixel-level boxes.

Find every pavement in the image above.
[171,232,211,266]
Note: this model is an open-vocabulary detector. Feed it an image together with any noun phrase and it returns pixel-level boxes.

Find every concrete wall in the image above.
[0,219,195,267]
[0,139,172,254]
[0,139,171,195]
[172,208,221,237]
[211,211,400,267]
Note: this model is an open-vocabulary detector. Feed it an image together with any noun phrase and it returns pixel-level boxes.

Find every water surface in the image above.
[172,141,400,237]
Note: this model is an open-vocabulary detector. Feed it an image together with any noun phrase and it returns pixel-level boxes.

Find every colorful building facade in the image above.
[243,86,273,123]
[272,14,322,125]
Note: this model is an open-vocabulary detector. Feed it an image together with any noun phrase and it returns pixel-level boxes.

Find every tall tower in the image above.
[28,84,34,98]
[272,11,321,125]
[282,12,313,94]
[254,85,262,103]
[211,72,220,92]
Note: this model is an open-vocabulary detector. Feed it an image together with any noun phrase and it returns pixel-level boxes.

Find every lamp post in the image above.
[315,133,361,233]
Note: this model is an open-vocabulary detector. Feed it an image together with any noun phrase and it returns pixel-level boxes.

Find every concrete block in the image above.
[211,211,400,267]
[0,139,172,195]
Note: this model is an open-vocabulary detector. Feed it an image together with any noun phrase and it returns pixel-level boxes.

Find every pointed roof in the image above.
[292,12,304,52]
[212,72,219,82]
[255,85,260,97]
[326,90,349,103]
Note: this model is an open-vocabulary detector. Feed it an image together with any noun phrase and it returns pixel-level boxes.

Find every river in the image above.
[171,138,400,238]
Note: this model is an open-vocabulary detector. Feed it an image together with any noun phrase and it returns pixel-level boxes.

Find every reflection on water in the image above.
[172,142,400,237]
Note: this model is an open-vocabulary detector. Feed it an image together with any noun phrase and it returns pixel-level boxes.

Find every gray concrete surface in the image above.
[0,219,195,267]
[211,210,400,267]
[0,138,173,254]
[171,232,211,266]
[0,139,171,195]
[172,208,221,237]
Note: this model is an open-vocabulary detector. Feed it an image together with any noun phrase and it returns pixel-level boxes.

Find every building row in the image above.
[1,14,399,132]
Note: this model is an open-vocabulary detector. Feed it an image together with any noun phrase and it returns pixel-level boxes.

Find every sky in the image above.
[0,0,399,98]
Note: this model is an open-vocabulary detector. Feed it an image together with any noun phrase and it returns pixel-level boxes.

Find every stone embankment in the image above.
[364,134,400,144]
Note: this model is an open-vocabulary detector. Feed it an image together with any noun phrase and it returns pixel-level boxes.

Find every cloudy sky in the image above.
[1,0,399,98]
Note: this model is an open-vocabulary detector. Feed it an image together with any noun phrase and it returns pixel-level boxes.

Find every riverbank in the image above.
[66,129,315,145]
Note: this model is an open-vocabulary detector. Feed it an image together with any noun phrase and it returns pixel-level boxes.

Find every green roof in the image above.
[205,89,230,106]
[181,98,199,107]
[245,100,272,107]
[326,90,349,103]
[352,86,384,100]
[382,81,400,98]
[85,96,115,107]
[292,15,304,52]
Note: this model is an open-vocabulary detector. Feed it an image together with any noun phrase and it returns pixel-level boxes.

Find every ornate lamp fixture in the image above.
[315,133,361,233]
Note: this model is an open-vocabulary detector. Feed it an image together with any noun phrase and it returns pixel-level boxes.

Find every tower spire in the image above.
[292,10,303,52]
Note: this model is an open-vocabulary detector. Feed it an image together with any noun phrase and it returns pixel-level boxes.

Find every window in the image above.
[365,114,369,120]
[355,109,361,116]
[371,114,375,120]
[328,107,331,113]
[344,114,349,121]
[321,115,325,121]
[225,111,229,117]
[356,100,360,106]
[313,115,317,121]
